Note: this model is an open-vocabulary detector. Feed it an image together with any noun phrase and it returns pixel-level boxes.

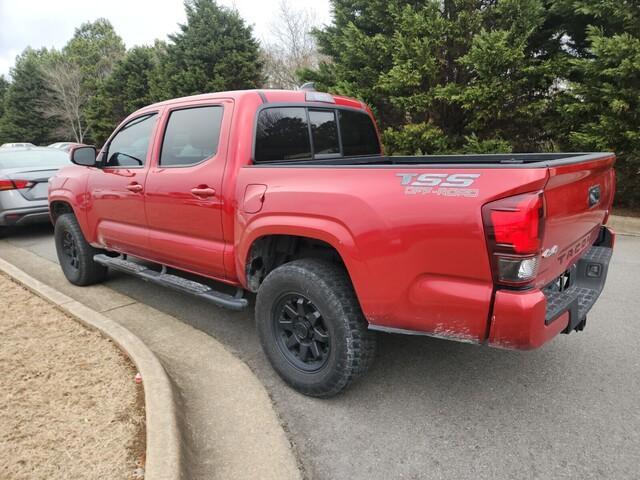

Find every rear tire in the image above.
[54,213,107,286]
[255,259,376,397]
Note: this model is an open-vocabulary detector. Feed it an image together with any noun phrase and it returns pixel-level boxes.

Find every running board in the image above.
[93,254,248,311]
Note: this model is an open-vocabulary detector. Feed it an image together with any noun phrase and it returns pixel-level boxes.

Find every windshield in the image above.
[0,148,70,169]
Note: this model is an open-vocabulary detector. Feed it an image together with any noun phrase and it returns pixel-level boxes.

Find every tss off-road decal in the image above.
[396,173,481,197]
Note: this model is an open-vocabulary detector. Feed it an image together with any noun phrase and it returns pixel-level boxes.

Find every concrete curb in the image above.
[0,258,183,480]
[609,215,640,237]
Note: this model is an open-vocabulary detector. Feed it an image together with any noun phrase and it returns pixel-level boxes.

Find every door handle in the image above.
[191,186,216,198]
[126,183,143,193]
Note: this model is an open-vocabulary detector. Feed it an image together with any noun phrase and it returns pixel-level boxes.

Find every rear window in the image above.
[309,109,339,156]
[254,106,380,163]
[339,109,380,156]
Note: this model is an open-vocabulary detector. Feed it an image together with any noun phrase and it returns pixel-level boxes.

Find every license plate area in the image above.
[542,243,612,331]
[548,266,575,293]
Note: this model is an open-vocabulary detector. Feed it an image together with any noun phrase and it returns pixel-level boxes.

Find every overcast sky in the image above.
[0,0,332,78]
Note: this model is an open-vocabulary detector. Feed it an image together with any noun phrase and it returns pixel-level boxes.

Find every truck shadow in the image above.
[3,226,588,410]
[2,224,587,409]
[104,267,580,410]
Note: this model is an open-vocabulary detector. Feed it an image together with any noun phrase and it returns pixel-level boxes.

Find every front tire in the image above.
[255,259,376,397]
[54,213,107,286]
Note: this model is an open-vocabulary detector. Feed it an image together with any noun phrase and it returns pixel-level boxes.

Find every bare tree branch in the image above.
[40,58,88,143]
[262,0,322,89]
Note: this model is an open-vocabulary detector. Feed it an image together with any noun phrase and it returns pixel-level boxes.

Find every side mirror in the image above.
[70,145,97,167]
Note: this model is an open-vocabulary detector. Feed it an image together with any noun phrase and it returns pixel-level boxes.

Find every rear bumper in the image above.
[0,206,50,226]
[488,227,614,350]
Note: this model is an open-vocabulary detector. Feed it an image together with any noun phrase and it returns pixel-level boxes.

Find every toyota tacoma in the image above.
[49,88,616,397]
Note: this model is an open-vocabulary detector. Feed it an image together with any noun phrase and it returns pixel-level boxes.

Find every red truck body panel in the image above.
[49,89,616,350]
[235,165,550,343]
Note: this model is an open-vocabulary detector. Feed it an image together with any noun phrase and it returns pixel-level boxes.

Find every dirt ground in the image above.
[0,273,145,479]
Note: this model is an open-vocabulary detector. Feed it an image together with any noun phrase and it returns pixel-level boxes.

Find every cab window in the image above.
[338,109,380,156]
[309,109,339,157]
[104,113,157,168]
[255,107,311,162]
[254,107,380,163]
[160,106,224,167]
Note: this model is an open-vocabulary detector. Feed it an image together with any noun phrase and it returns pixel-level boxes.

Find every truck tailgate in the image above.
[536,154,616,288]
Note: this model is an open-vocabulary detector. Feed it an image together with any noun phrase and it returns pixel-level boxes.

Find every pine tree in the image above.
[558,1,640,208]
[64,18,126,84]
[153,0,264,99]
[305,0,566,154]
[449,0,566,151]
[89,45,163,145]
[307,0,405,130]
[0,49,57,145]
[0,76,9,123]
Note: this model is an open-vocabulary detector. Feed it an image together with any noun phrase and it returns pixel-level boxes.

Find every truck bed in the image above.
[255,152,611,167]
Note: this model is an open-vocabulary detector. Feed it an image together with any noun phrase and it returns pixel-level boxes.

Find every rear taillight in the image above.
[0,178,31,191]
[482,191,545,286]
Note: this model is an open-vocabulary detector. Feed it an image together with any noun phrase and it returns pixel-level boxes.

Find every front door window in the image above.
[104,113,158,168]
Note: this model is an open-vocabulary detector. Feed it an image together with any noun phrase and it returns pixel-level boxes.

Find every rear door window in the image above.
[255,107,311,162]
[160,106,224,167]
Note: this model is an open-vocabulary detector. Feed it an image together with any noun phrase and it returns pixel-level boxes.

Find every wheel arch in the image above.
[236,216,367,296]
[49,200,75,224]
[244,234,349,292]
[49,191,93,244]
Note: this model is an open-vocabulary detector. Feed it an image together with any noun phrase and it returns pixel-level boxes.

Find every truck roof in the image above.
[143,89,367,111]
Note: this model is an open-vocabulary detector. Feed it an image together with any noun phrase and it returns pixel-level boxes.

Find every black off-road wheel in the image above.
[54,213,107,286]
[255,259,376,397]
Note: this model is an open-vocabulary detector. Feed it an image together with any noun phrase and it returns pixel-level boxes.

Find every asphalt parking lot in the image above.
[3,225,639,480]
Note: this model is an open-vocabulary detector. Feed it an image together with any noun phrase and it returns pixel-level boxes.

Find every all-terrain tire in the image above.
[255,259,376,397]
[54,213,107,286]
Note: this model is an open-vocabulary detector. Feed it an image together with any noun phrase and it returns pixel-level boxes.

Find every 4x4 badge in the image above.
[542,245,559,258]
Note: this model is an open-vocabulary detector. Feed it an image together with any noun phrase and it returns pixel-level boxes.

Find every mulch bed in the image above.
[0,273,145,479]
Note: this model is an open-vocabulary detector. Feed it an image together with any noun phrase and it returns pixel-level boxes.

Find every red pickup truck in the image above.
[49,89,616,397]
